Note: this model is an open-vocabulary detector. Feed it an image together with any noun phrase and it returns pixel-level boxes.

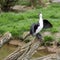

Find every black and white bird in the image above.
[24,13,52,40]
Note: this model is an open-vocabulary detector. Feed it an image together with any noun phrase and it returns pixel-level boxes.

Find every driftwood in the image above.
[3,32,60,60]
[4,37,42,60]
[0,32,12,47]
[4,38,60,60]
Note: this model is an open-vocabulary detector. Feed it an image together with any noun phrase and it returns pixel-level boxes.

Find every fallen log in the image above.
[4,35,60,60]
[0,32,12,47]
[17,39,41,60]
[4,37,42,60]
[4,37,35,60]
[4,47,28,60]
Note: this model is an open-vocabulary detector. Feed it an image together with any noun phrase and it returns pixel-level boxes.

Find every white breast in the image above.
[34,13,43,35]
[35,24,43,35]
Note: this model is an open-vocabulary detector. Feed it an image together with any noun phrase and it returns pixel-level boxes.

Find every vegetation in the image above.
[0,0,19,12]
[0,3,60,38]
[0,0,49,12]
[44,36,53,42]
[18,0,47,7]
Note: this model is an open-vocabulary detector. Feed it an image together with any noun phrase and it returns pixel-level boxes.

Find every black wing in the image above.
[30,23,39,35]
[43,19,53,29]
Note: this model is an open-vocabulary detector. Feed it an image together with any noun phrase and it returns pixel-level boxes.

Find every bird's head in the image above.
[39,13,42,18]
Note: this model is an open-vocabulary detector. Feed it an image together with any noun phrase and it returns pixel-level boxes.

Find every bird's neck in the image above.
[39,16,43,25]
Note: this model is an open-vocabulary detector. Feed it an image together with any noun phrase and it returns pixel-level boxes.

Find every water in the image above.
[0,44,17,60]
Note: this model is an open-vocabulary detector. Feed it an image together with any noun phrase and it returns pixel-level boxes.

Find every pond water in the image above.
[0,44,17,60]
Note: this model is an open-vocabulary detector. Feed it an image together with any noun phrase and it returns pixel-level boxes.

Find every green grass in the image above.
[44,36,54,42]
[0,3,60,38]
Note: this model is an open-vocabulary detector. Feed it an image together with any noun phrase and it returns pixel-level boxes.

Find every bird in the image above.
[23,13,53,40]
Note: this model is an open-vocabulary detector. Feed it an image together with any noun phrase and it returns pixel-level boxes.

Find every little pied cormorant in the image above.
[24,13,53,40]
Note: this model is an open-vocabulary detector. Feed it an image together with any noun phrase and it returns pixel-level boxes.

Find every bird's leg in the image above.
[36,33,43,42]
